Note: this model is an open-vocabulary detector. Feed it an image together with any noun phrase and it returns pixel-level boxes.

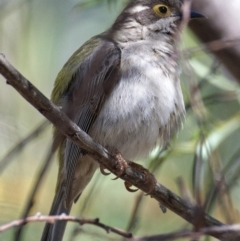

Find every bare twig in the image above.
[184,38,240,59]
[208,152,236,224]
[14,145,56,241]
[129,224,240,241]
[0,120,49,173]
[0,214,132,238]
[176,177,191,204]
[192,134,205,206]
[205,150,240,214]
[126,192,145,232]
[0,54,229,240]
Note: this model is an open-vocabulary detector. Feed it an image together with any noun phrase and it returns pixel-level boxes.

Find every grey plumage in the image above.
[41,0,186,240]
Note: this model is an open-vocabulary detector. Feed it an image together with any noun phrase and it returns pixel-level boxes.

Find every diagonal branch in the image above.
[0,53,232,240]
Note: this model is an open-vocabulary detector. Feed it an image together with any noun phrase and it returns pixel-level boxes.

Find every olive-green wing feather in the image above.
[51,36,101,104]
[55,36,121,207]
[41,37,121,241]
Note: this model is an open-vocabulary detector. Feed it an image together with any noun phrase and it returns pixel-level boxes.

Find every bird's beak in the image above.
[178,11,205,20]
[190,11,205,19]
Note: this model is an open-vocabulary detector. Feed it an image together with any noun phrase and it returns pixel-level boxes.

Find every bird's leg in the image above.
[107,148,137,190]
[100,146,128,178]
[101,147,156,194]
[114,152,128,177]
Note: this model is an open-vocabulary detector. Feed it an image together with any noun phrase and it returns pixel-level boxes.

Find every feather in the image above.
[41,37,121,241]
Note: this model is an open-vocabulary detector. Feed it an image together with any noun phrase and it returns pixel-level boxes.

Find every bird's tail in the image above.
[40,188,72,241]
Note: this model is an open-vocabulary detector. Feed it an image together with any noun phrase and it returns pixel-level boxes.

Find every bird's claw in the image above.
[102,147,156,195]
[124,182,138,192]
[128,161,157,195]
[105,146,128,177]
[100,165,111,176]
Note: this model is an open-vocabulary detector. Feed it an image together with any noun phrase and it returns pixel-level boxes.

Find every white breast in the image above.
[91,40,185,160]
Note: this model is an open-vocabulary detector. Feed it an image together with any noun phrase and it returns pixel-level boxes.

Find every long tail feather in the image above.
[40,189,72,241]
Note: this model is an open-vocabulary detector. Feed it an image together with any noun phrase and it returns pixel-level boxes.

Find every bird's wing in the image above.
[53,36,121,207]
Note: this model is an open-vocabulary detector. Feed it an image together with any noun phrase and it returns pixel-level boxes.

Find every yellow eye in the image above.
[153,4,171,18]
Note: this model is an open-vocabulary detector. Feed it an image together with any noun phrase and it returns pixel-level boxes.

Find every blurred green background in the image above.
[0,0,240,241]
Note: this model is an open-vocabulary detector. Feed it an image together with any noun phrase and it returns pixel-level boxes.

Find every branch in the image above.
[130,224,240,241]
[0,53,230,240]
[0,214,132,238]
[15,145,55,240]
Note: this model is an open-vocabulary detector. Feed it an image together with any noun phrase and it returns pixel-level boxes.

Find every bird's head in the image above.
[109,0,203,42]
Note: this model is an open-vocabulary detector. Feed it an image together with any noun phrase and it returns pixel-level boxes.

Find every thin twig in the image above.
[208,152,236,224]
[129,224,240,241]
[126,192,144,232]
[184,38,240,59]
[14,145,56,241]
[0,214,132,238]
[0,120,49,173]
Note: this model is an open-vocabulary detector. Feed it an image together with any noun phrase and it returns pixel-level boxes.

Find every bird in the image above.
[41,0,203,240]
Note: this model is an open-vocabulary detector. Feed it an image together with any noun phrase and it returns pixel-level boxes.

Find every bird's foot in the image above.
[124,182,138,192]
[125,161,157,195]
[100,147,128,179]
[100,165,111,176]
[102,147,156,195]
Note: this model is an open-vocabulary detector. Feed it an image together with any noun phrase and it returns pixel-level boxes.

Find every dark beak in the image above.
[190,11,205,19]
[179,11,205,20]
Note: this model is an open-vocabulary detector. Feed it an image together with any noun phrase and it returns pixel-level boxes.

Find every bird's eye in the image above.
[159,6,167,14]
[153,4,171,18]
